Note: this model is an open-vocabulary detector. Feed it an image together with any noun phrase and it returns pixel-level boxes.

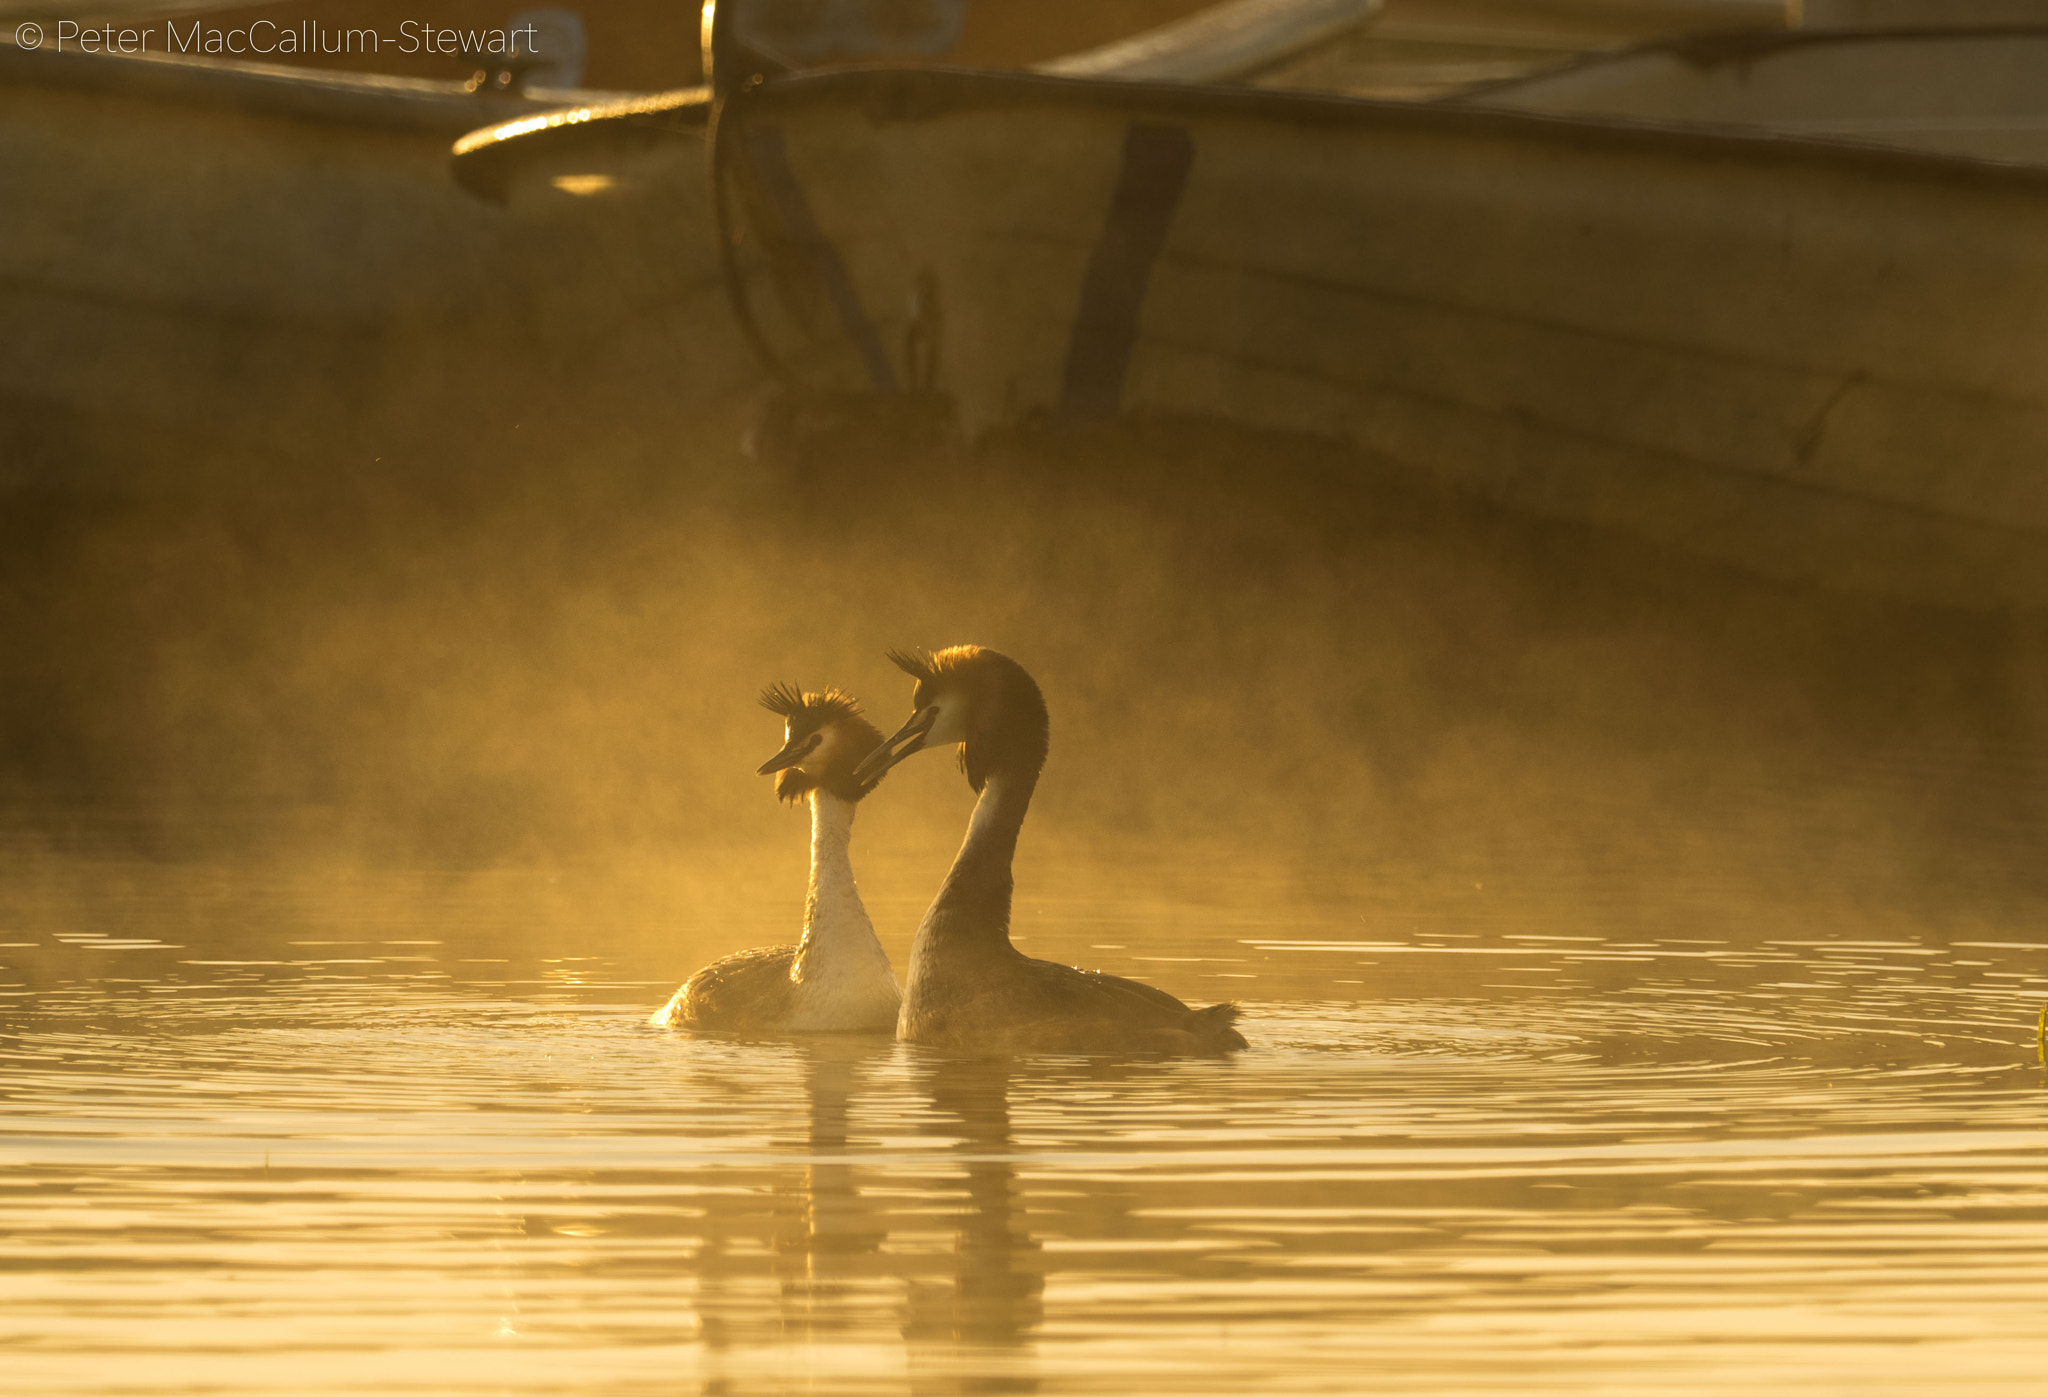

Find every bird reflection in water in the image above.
[780,1038,890,1278]
[905,1057,1044,1393]
[693,1038,896,1387]
[694,1047,1044,1394]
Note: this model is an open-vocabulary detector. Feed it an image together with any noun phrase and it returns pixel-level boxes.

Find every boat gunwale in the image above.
[733,59,2048,194]
[447,87,711,201]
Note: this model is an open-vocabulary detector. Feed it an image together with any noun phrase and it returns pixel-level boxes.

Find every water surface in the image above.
[4,855,2044,1396]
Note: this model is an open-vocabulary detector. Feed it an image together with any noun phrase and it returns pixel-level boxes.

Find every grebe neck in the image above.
[921,771,1037,952]
[799,791,861,951]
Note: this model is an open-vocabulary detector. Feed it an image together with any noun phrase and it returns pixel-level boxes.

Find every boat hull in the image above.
[720,68,2048,610]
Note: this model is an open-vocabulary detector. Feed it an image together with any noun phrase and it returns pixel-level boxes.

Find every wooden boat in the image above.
[705,62,2048,610]
[4,0,1385,491]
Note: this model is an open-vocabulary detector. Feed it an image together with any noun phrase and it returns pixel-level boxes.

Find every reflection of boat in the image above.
[707,59,2048,609]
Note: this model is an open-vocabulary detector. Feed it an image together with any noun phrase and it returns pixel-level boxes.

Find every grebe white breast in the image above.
[851,646,1247,1056]
[651,684,901,1034]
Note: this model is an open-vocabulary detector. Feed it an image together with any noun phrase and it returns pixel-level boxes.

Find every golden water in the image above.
[4,853,2044,1396]
[10,239,2048,1392]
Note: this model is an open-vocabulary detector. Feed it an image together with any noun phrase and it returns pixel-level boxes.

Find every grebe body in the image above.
[652,685,900,1035]
[854,646,1247,1055]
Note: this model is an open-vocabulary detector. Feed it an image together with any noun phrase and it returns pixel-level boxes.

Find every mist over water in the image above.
[7,414,2045,884]
[5,415,2048,1393]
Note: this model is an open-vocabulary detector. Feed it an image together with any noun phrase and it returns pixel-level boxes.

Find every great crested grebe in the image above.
[651,685,901,1034]
[850,646,1248,1055]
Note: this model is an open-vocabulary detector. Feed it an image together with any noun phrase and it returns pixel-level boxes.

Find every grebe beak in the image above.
[756,732,820,776]
[852,706,936,784]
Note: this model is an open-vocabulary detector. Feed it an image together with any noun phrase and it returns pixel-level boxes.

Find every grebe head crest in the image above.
[756,683,888,803]
[852,645,1049,792]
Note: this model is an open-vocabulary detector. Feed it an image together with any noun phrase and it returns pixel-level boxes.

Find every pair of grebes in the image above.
[652,645,1248,1055]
